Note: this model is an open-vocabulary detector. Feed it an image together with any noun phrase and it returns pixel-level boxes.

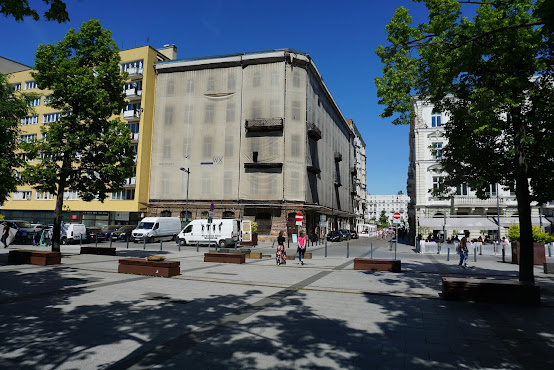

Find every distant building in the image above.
[366,194,409,226]
[1,45,177,226]
[407,97,547,241]
[148,49,361,240]
[347,119,367,229]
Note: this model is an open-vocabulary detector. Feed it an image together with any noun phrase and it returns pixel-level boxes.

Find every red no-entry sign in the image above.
[295,213,304,222]
[393,212,401,220]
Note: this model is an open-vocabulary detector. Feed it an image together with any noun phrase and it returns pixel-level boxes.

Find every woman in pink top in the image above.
[297,231,306,265]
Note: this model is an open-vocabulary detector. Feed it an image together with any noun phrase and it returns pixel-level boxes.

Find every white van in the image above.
[178,219,241,248]
[132,217,181,243]
[61,223,87,244]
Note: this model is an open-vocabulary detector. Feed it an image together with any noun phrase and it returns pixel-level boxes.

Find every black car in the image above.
[350,230,359,239]
[327,230,343,242]
[339,229,351,240]
[110,225,135,241]
[102,225,121,240]
[86,227,106,243]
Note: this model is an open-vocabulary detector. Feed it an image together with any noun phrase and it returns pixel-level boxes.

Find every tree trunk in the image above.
[51,164,68,253]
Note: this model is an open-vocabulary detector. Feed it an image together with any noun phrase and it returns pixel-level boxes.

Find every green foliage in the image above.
[1,0,69,22]
[21,19,133,250]
[0,73,37,206]
[378,210,389,227]
[251,221,258,234]
[508,224,554,243]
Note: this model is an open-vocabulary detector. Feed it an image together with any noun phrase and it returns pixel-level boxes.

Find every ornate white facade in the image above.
[366,194,409,225]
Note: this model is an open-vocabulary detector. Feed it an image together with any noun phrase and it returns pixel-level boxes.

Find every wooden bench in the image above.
[354,258,401,272]
[543,263,554,274]
[118,258,180,277]
[204,253,245,264]
[9,250,61,266]
[80,246,116,256]
[442,277,541,305]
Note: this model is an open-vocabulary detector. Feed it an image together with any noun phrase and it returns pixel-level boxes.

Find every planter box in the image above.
[204,253,245,264]
[80,246,116,256]
[442,277,540,305]
[354,258,401,272]
[118,258,180,277]
[511,242,546,265]
[9,250,61,266]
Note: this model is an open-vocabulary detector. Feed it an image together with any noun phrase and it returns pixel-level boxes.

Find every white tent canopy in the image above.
[419,216,550,230]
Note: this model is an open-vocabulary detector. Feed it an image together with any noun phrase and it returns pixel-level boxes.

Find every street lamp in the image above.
[180,167,190,222]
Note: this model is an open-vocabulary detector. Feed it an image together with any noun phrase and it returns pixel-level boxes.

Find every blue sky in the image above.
[0,0,430,195]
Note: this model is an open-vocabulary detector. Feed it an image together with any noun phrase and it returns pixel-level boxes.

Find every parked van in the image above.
[132,217,181,243]
[61,223,87,244]
[178,219,241,248]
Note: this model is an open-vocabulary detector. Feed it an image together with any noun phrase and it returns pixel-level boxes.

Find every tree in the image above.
[0,73,37,205]
[1,0,69,22]
[375,0,554,283]
[22,19,134,252]
[378,210,389,228]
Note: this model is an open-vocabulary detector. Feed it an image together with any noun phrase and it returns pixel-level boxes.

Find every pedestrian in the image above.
[297,231,307,265]
[2,222,11,248]
[458,232,469,268]
[276,231,286,266]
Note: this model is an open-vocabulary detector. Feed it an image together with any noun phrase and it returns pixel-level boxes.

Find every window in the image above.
[203,137,212,157]
[252,100,262,119]
[183,137,191,158]
[205,104,214,123]
[202,172,211,194]
[120,60,143,74]
[207,76,215,91]
[250,173,259,195]
[432,176,443,190]
[270,99,280,117]
[111,189,135,200]
[223,211,235,219]
[165,106,174,125]
[12,83,21,92]
[161,173,170,193]
[431,142,443,159]
[271,71,280,86]
[63,190,79,200]
[290,172,299,190]
[227,74,236,90]
[167,80,175,96]
[226,102,235,122]
[127,123,139,134]
[293,71,301,88]
[161,210,172,217]
[184,105,193,124]
[456,184,468,196]
[43,113,61,123]
[253,72,261,87]
[163,138,171,159]
[35,191,54,200]
[290,134,300,157]
[225,136,233,157]
[24,80,37,90]
[13,191,32,200]
[29,98,41,107]
[21,115,39,125]
[431,113,442,127]
[20,134,37,143]
[224,171,232,195]
[43,95,52,104]
[486,184,497,197]
[186,79,194,93]
[291,101,301,120]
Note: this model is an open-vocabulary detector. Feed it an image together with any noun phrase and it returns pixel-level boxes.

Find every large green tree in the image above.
[22,19,134,252]
[375,0,553,283]
[0,73,37,205]
[1,0,69,22]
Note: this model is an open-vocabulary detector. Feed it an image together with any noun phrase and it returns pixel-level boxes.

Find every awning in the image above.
[418,217,498,230]
[497,216,550,227]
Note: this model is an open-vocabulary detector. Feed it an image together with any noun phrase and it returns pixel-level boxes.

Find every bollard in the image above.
[347,241,349,258]
[160,240,163,251]
[549,244,552,258]
[196,241,199,253]
[447,247,450,261]
[234,240,237,250]
[325,239,328,257]
[110,235,113,248]
[126,235,129,249]
[474,247,477,262]
[143,237,146,250]
[479,244,482,255]
[437,243,441,255]
[95,234,98,247]
[177,237,181,252]
[80,233,83,246]
[502,246,505,263]
[288,239,290,249]
[371,242,373,259]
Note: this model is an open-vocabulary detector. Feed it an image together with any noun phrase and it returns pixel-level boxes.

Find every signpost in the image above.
[393,212,401,259]
[295,212,303,226]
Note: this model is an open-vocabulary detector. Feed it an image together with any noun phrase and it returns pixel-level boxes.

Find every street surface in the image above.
[1,237,553,369]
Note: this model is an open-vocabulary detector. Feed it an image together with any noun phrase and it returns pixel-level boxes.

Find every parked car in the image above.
[110,225,135,241]
[327,230,343,242]
[178,219,240,248]
[339,229,351,240]
[3,220,41,244]
[350,230,359,239]
[61,223,87,244]
[86,227,106,243]
[102,225,121,240]
[132,217,181,243]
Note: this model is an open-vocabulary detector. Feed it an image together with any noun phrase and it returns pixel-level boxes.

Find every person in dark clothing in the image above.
[276,231,286,265]
[2,222,11,248]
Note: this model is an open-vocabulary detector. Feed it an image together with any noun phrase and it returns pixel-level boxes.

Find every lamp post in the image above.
[180,167,190,222]
[496,183,501,242]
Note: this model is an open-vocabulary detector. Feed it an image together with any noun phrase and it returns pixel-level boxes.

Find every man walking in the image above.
[458,231,469,268]
[2,222,11,248]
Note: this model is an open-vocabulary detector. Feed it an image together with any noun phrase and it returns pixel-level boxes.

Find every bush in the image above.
[507,224,553,243]
[251,221,258,234]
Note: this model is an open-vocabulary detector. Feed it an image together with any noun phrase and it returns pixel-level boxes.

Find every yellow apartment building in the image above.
[1,45,177,226]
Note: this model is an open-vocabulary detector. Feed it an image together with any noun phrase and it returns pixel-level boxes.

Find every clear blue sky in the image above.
[0,0,429,195]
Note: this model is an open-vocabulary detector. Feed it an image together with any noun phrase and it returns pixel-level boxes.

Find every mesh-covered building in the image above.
[148,49,359,241]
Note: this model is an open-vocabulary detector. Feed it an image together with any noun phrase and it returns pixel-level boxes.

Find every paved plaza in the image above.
[1,237,553,369]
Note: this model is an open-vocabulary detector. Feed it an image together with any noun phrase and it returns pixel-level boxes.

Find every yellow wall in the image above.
[3,46,166,216]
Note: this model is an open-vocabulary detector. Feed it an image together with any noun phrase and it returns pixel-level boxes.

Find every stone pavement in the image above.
[0,237,553,369]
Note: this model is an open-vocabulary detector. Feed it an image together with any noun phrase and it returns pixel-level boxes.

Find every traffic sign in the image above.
[393,212,401,220]
[295,213,303,222]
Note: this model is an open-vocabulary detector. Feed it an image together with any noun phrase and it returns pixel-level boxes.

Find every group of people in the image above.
[275,231,307,266]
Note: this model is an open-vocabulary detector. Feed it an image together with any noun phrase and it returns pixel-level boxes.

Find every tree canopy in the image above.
[375,0,554,283]
[22,19,134,251]
[1,0,69,22]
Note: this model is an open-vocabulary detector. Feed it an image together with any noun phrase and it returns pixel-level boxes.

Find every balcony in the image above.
[123,110,141,122]
[244,162,283,169]
[245,118,283,132]
[334,152,342,162]
[125,88,143,100]
[127,67,144,80]
[307,122,322,141]
[124,177,137,186]
[130,132,139,142]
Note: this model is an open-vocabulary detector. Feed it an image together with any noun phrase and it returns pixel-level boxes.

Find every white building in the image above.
[407,97,545,241]
[347,119,367,228]
[366,194,409,226]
